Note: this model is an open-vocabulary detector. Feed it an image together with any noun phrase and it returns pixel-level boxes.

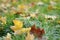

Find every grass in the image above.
[0,0,60,40]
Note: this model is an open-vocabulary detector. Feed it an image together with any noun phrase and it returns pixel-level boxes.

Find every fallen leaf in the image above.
[30,25,45,38]
[26,33,35,40]
[10,20,23,31]
[3,33,11,40]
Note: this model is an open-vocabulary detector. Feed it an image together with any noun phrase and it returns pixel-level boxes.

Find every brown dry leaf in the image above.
[26,33,35,40]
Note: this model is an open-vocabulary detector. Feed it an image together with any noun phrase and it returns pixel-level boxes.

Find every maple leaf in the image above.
[10,20,23,32]
[30,25,36,33]
[10,20,31,35]
[13,20,23,29]
[30,25,45,38]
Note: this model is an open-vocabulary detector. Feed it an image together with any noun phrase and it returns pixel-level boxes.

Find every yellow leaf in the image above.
[18,4,29,12]
[21,27,31,33]
[14,27,31,35]
[18,4,27,9]
[10,20,23,32]
[13,20,23,29]
[57,20,60,24]
[11,20,31,35]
